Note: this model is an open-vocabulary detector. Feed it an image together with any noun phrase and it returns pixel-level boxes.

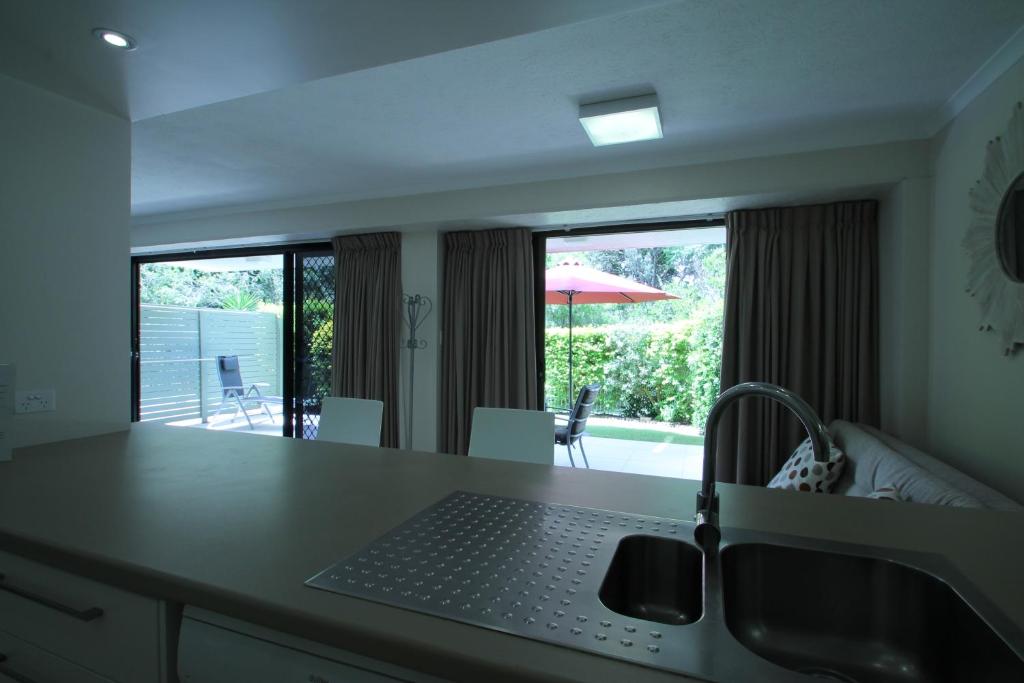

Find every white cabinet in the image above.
[179,607,450,683]
[0,628,113,683]
[0,549,167,682]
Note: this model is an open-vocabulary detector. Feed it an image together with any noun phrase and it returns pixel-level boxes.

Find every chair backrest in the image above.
[565,383,601,443]
[468,408,554,465]
[217,355,244,396]
[317,397,384,447]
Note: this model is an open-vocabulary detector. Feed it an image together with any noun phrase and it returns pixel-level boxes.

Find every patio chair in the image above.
[468,407,555,465]
[213,355,282,429]
[555,383,600,469]
[317,397,384,446]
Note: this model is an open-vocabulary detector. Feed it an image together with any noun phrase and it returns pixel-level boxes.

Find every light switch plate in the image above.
[15,390,56,414]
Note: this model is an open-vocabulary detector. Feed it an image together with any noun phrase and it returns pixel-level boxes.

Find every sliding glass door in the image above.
[292,250,335,439]
[535,221,726,480]
[131,244,334,439]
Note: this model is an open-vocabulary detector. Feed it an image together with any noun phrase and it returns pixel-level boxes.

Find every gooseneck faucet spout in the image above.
[694,382,831,552]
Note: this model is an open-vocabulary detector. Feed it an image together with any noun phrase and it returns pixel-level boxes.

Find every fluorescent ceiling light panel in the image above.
[579,94,663,146]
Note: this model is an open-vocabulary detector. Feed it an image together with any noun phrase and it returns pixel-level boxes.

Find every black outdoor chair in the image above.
[213,355,282,429]
[555,383,600,469]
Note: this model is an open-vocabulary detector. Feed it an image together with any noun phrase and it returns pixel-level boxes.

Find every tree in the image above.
[139,264,283,308]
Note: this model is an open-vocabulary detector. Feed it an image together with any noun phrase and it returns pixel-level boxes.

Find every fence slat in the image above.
[139,305,282,423]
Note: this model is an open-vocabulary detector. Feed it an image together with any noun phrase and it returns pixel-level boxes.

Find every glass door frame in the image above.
[130,242,333,437]
[531,218,724,410]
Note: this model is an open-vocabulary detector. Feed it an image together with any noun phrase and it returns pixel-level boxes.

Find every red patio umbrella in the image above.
[545,260,678,407]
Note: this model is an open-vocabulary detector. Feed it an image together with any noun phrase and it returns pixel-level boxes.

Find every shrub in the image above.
[685,307,723,431]
[544,319,720,430]
[219,291,259,311]
[604,330,661,418]
[649,324,694,423]
[544,328,616,411]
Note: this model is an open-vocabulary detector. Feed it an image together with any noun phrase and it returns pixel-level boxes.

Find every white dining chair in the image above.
[317,397,384,446]
[468,407,555,465]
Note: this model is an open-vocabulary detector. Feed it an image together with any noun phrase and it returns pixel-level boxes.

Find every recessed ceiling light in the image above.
[92,28,137,50]
[579,94,663,147]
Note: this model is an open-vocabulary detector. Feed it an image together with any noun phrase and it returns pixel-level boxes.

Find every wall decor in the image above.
[964,101,1024,355]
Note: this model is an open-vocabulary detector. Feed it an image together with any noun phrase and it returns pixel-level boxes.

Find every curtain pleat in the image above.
[331,232,401,448]
[717,201,879,486]
[441,228,538,455]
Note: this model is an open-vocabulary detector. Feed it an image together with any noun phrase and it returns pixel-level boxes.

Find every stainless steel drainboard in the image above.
[309,491,1024,683]
[306,491,717,678]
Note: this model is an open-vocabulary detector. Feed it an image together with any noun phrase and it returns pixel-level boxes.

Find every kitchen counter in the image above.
[0,424,1022,682]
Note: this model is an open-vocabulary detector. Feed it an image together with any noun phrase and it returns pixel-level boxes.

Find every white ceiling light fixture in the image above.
[92,28,137,50]
[579,94,663,147]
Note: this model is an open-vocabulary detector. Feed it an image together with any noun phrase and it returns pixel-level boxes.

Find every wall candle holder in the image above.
[402,294,433,448]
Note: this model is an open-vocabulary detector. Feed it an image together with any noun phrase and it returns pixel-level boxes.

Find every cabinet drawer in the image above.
[0,549,161,682]
[0,628,112,683]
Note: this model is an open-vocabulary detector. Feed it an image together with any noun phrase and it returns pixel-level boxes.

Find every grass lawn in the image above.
[585,424,704,446]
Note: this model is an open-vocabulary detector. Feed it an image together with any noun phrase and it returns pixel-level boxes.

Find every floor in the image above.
[167,406,704,481]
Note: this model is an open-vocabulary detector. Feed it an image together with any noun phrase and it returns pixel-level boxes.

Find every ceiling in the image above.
[5,1,1024,223]
[0,0,669,120]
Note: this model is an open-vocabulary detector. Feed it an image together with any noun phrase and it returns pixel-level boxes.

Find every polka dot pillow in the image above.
[767,437,846,493]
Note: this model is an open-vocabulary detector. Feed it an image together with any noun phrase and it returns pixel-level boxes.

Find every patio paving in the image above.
[165,403,286,436]
[553,435,704,481]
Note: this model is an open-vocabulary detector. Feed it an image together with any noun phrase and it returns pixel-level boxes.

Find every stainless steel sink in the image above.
[307,491,1024,682]
[721,543,1024,683]
[599,535,702,625]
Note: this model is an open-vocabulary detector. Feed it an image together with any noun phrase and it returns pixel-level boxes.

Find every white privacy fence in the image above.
[139,305,282,423]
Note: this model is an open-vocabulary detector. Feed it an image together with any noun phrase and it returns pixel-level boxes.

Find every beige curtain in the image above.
[441,228,538,455]
[331,232,401,448]
[716,201,879,486]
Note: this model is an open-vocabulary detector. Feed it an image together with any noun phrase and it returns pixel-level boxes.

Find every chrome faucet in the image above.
[694,382,831,551]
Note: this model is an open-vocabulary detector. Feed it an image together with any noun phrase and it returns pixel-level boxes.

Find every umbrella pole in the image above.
[567,291,574,409]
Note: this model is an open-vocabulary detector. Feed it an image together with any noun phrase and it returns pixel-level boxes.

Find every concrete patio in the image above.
[553,435,703,480]
[166,403,286,436]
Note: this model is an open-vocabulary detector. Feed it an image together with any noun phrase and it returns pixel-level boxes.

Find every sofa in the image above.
[828,420,1022,511]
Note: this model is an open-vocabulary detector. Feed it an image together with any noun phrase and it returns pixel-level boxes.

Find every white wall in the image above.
[926,56,1024,501]
[398,230,441,451]
[0,75,131,448]
[878,177,932,446]
[131,140,928,250]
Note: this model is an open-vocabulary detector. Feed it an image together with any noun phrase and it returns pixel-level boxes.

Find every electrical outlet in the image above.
[15,390,56,414]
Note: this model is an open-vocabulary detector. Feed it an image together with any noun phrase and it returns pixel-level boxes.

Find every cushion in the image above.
[829,421,986,508]
[867,485,904,502]
[858,423,1022,511]
[554,426,569,445]
[767,437,846,493]
[219,356,239,371]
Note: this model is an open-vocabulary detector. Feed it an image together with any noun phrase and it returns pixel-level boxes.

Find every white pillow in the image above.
[767,437,846,493]
[867,485,903,502]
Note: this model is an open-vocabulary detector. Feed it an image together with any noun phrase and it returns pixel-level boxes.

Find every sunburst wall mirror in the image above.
[964,100,1024,355]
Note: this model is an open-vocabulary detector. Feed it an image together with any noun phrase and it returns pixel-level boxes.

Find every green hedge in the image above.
[544,312,722,431]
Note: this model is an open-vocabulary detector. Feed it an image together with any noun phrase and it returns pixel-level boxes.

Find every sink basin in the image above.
[721,543,1024,682]
[599,534,703,625]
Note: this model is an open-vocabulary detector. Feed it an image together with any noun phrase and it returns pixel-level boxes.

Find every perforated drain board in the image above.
[306,491,698,674]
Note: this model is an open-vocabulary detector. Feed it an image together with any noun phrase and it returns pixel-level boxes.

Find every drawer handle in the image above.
[0,573,104,622]
[0,653,39,683]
